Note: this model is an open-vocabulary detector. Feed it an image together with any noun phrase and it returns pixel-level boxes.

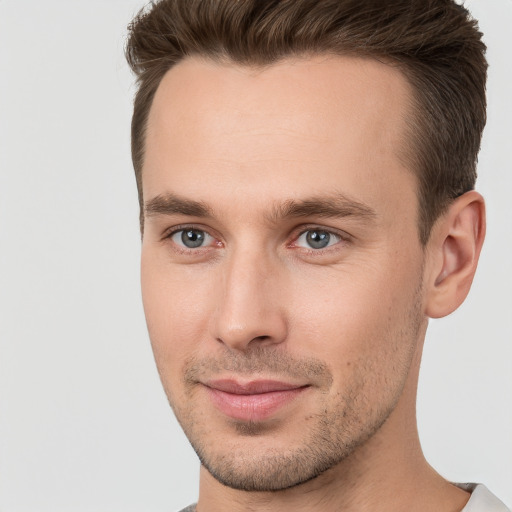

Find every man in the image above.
[125,1,510,510]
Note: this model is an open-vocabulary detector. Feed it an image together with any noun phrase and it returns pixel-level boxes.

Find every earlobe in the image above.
[425,191,486,319]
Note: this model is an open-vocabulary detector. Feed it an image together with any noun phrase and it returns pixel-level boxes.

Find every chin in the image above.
[185,407,390,492]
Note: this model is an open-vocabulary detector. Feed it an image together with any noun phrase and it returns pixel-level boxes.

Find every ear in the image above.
[424,191,486,319]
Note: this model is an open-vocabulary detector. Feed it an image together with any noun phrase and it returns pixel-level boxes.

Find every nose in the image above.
[210,248,288,351]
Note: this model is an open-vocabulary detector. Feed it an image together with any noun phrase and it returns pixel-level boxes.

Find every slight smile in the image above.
[203,379,311,422]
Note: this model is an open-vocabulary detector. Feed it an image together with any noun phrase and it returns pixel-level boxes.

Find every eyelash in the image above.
[289,225,352,258]
[162,224,351,255]
[291,228,346,253]
[163,224,221,254]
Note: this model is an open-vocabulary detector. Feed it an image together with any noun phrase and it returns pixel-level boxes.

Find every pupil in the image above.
[306,230,330,249]
[182,229,204,248]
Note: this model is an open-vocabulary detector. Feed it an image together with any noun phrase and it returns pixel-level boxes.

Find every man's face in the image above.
[141,56,428,491]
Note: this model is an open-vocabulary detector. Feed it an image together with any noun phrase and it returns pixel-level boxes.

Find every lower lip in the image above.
[205,386,308,422]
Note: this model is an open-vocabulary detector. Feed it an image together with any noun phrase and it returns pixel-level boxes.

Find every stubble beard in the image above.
[192,390,392,492]
[166,346,417,491]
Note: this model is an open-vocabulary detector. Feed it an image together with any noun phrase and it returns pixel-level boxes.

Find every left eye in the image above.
[171,229,214,249]
[295,229,341,250]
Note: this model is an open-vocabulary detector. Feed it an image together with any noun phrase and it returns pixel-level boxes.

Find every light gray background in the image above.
[0,1,510,511]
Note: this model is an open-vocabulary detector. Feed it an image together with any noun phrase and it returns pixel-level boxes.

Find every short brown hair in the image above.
[126,0,487,243]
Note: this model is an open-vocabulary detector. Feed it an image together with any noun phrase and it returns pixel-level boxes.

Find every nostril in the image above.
[252,335,269,342]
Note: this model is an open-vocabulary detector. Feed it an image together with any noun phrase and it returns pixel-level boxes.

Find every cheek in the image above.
[140,251,215,372]
[288,259,423,383]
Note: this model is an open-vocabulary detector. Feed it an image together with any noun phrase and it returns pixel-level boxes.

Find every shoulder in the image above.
[177,505,196,512]
[459,484,510,512]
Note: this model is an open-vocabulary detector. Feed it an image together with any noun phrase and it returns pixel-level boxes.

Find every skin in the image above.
[140,56,485,511]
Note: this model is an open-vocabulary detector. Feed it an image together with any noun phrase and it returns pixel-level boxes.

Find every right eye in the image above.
[170,228,215,249]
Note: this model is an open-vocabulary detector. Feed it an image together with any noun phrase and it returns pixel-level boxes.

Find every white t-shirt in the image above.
[459,484,510,512]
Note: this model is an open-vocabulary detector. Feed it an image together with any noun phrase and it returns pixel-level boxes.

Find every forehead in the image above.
[143,55,417,220]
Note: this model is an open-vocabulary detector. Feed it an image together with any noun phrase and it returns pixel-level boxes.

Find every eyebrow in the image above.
[144,193,213,218]
[268,194,377,223]
[144,192,377,222]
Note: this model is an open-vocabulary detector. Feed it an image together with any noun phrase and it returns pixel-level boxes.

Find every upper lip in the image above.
[204,379,309,395]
